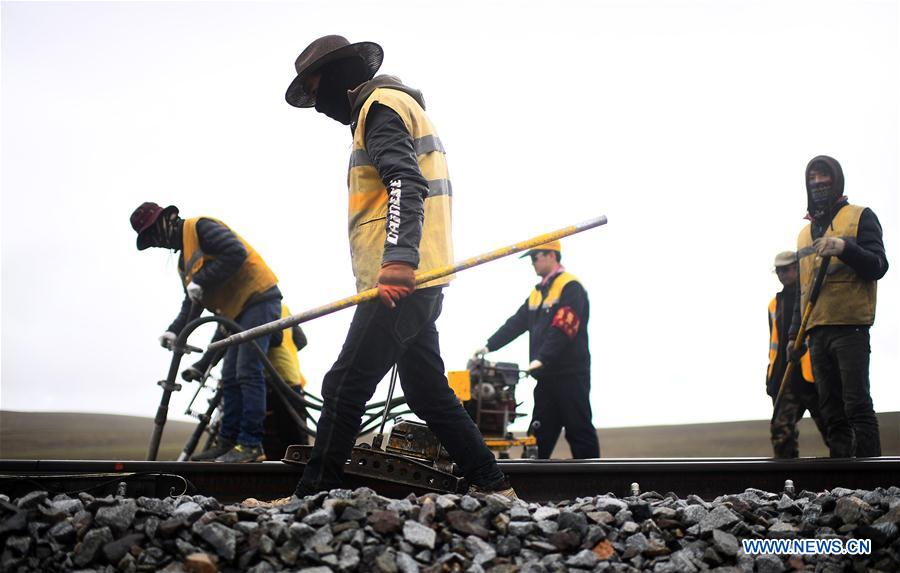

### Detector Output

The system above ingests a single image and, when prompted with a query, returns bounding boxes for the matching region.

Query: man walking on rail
[283,35,514,498]
[789,155,889,458]
[131,202,282,463]
[766,250,828,458]
[474,240,600,459]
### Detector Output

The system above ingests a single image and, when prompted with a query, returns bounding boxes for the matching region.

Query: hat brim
[285,41,383,108]
[518,249,559,259]
[136,205,178,251]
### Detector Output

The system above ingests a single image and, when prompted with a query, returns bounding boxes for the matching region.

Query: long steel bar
[208,216,609,352]
[2,457,897,503]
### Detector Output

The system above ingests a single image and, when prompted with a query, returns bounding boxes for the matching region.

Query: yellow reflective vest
[347,87,454,293]
[267,304,306,388]
[767,296,813,384]
[797,204,877,329]
[179,217,278,320]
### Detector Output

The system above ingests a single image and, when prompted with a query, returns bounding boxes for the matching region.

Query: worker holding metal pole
[130,202,282,463]
[766,250,828,458]
[786,156,889,458]
[282,35,519,499]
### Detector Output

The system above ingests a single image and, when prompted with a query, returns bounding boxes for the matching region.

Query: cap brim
[285,41,384,108]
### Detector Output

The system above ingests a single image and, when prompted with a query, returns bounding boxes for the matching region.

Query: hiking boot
[242,495,298,508]
[467,477,519,500]
[215,443,266,463]
[190,437,235,462]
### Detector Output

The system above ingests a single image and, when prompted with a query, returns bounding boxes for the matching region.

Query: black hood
[805,155,846,222]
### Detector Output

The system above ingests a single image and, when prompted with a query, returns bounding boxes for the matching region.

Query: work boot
[467,477,519,500]
[190,437,235,462]
[216,443,266,463]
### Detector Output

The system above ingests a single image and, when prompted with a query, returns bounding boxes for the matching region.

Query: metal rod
[208,215,609,352]
[372,364,399,450]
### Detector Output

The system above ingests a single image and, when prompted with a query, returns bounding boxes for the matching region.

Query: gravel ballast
[1,483,899,572]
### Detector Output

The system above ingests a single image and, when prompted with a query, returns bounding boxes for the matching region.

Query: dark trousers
[809,325,881,458]
[263,385,309,461]
[532,371,600,459]
[297,288,505,493]
[219,297,281,447]
[770,377,828,458]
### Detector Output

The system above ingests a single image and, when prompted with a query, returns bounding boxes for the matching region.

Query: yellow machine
[448,358,537,459]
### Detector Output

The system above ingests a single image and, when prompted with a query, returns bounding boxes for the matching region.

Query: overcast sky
[2,1,898,445]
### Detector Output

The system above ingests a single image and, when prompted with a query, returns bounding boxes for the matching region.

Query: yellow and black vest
[528,272,580,311]
[797,204,877,329]
[348,88,454,293]
[179,217,278,320]
[267,304,306,388]
[767,297,813,383]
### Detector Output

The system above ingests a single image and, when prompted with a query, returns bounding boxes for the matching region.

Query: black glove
[787,338,807,365]
[181,358,211,382]
[292,325,308,351]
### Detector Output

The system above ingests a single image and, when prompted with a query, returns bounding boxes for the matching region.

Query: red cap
[130,202,178,250]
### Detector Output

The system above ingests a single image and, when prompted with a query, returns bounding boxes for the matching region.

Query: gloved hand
[158,331,177,350]
[527,359,544,373]
[472,346,489,360]
[181,365,204,382]
[813,236,845,256]
[186,281,204,303]
[376,262,416,309]
[786,338,807,364]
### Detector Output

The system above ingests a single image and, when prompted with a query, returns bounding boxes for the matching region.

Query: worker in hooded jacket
[283,35,514,498]
[131,202,281,463]
[475,240,601,460]
[788,155,889,458]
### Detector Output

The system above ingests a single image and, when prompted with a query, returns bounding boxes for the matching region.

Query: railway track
[1,457,897,503]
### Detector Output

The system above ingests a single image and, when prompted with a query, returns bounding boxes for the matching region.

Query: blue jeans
[297,288,505,493]
[219,297,282,447]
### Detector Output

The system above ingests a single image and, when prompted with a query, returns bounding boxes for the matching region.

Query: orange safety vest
[767,296,814,384]
[267,304,306,388]
[179,217,278,320]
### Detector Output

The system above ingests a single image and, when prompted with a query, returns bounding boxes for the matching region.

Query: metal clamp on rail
[283,445,462,494]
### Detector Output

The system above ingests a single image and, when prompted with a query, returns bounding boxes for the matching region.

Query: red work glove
[376,262,416,309]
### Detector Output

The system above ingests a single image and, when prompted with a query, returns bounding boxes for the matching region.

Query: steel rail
[1,458,897,503]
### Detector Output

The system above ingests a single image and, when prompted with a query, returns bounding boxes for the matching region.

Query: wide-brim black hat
[285,35,383,108]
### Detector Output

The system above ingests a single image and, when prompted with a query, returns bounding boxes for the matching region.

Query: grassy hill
[1,410,897,460]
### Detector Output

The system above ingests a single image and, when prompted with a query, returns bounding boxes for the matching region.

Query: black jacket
[486,272,591,378]
[789,206,889,338]
[167,218,281,334]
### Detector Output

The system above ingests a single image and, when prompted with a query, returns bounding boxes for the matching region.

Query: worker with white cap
[767,250,828,458]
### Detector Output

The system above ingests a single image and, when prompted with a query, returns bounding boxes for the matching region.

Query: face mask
[315,77,352,124]
[313,58,371,125]
[808,181,834,221]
